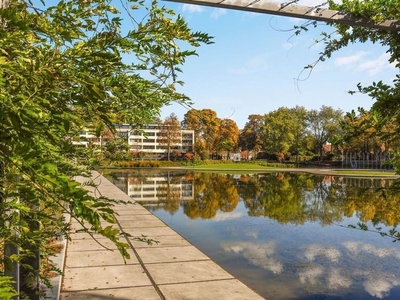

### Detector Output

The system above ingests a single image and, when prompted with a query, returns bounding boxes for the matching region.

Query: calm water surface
[110,170,400,300]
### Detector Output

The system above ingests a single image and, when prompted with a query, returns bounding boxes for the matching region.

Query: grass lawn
[182,164,399,177]
[189,163,279,170]
[100,161,399,177]
[333,170,397,176]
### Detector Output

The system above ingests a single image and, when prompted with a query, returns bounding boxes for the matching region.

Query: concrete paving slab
[67,232,113,240]
[66,235,120,251]
[62,265,150,291]
[65,249,138,267]
[118,225,179,237]
[69,218,118,229]
[69,222,119,232]
[113,204,151,212]
[118,219,166,228]
[60,286,162,300]
[135,245,209,264]
[115,213,165,221]
[146,260,234,284]
[159,279,265,300]
[129,234,191,248]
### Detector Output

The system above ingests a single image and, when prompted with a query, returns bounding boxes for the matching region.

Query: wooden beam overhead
[166,0,400,32]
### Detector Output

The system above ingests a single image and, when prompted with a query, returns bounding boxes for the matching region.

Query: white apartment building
[115,124,194,154]
[76,124,194,155]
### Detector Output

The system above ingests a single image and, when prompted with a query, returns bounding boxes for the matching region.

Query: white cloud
[364,277,400,299]
[182,4,203,13]
[358,52,393,76]
[212,211,243,221]
[299,267,352,291]
[298,266,324,285]
[334,52,394,76]
[343,241,400,259]
[327,268,352,290]
[342,241,400,297]
[244,230,258,239]
[229,54,269,75]
[304,244,341,262]
[335,51,368,66]
[222,241,283,274]
[283,42,294,51]
[211,8,226,19]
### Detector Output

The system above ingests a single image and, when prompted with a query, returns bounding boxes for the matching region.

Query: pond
[109,170,400,300]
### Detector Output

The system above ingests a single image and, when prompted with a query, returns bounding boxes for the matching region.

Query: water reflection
[109,171,400,299]
[221,241,283,275]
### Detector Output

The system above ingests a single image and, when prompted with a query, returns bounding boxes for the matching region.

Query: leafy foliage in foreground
[0,0,211,298]
[305,0,400,242]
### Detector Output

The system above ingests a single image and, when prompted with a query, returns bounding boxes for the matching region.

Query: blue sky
[144,1,398,128]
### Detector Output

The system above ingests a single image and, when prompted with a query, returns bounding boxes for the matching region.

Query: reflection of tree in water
[238,173,400,227]
[302,175,348,225]
[156,172,183,213]
[113,171,400,227]
[240,173,310,225]
[182,173,239,219]
[339,178,400,226]
[156,184,181,214]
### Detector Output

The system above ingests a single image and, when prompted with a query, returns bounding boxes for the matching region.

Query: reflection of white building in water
[127,175,194,202]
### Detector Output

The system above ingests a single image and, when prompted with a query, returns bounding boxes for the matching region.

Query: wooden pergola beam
[166,0,400,32]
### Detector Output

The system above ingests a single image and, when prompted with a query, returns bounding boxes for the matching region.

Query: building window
[131,130,142,136]
[130,138,142,143]
[115,124,130,130]
[143,145,155,150]
[143,187,155,191]
[142,194,155,198]
[143,139,155,143]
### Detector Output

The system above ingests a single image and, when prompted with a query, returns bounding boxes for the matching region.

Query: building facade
[77,124,194,155]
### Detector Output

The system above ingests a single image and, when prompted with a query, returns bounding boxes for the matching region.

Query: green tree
[182,109,220,159]
[262,107,303,157]
[238,114,264,160]
[217,118,239,158]
[288,106,307,160]
[339,109,384,153]
[0,0,211,297]
[157,113,181,161]
[305,106,343,160]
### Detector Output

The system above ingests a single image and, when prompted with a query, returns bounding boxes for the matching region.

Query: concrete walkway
[59,172,264,300]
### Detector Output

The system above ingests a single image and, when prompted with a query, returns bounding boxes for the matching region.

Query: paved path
[59,171,264,300]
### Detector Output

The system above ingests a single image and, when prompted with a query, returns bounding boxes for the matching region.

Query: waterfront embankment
[59,171,264,300]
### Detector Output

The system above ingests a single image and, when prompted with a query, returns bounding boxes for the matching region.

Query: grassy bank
[98,159,398,177]
[332,170,397,176]
[185,163,283,170]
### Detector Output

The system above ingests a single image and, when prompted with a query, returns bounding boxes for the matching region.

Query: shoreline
[98,166,399,179]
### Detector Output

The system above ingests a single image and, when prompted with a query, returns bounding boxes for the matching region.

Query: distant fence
[342,152,392,169]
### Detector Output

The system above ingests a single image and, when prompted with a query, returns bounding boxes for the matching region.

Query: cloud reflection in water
[303,244,341,263]
[222,239,400,298]
[221,241,283,274]
[364,277,400,299]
